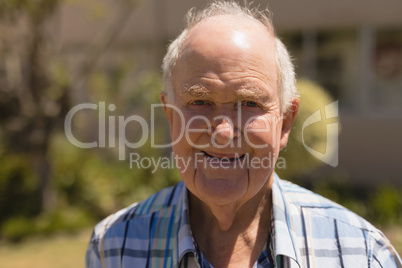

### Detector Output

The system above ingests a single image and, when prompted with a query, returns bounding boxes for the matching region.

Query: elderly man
[86,2,402,267]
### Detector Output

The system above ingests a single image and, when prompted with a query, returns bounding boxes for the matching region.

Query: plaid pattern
[86,174,402,268]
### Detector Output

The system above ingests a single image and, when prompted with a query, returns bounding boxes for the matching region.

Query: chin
[193,172,249,206]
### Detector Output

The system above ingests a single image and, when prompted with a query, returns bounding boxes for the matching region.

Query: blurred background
[0,0,401,267]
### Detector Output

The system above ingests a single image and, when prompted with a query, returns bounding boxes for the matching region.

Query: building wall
[56,0,402,45]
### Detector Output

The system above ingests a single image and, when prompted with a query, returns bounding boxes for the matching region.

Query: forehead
[186,14,272,41]
[181,15,274,59]
[172,15,277,98]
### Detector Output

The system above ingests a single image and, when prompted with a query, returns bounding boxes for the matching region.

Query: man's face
[161,15,297,208]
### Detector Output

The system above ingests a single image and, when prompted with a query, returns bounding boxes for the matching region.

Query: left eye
[192,100,206,105]
[243,101,258,107]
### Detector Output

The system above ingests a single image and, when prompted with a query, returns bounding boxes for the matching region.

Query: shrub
[0,153,40,225]
[277,78,337,179]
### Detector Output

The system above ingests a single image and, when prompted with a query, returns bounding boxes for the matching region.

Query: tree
[0,0,136,212]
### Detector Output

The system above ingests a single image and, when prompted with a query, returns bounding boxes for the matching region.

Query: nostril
[233,127,240,138]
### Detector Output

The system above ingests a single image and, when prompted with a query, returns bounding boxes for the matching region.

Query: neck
[189,180,272,267]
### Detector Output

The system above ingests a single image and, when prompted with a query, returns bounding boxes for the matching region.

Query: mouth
[201,151,247,162]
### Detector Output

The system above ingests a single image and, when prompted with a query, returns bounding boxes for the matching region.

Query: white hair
[162,1,298,113]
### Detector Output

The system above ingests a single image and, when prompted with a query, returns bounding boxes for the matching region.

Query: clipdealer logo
[64,101,339,167]
[302,101,339,167]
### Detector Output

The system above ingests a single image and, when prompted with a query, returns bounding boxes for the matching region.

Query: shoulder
[277,178,402,267]
[86,182,186,267]
[91,182,184,242]
[278,178,374,230]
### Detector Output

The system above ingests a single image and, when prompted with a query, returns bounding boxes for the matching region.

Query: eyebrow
[236,87,270,102]
[182,84,271,103]
[182,84,210,98]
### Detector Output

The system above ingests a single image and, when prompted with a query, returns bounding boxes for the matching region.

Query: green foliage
[0,153,40,223]
[48,70,180,218]
[1,217,33,242]
[0,69,182,241]
[310,179,402,226]
[370,186,402,225]
[50,135,144,217]
[277,79,336,179]
[1,207,93,242]
[1,128,181,241]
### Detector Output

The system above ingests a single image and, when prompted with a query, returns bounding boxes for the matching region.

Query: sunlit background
[0,0,401,267]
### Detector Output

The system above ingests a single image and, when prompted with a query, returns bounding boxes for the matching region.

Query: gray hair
[162,1,298,112]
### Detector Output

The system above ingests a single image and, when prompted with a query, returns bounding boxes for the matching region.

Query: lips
[202,151,247,162]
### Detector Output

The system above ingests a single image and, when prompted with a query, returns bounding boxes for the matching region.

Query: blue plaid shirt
[86,174,402,267]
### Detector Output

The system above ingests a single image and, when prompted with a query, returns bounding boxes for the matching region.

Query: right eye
[242,101,258,107]
[191,100,206,105]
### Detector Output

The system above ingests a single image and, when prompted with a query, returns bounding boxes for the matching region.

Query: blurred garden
[0,0,401,266]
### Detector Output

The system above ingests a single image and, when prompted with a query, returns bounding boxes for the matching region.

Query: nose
[208,116,240,146]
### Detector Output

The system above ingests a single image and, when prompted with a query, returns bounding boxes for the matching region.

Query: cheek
[243,115,282,150]
[171,121,196,179]
[182,112,212,145]
[170,112,208,169]
[170,112,183,139]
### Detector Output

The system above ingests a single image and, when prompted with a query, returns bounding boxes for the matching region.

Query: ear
[279,98,299,150]
[159,92,174,128]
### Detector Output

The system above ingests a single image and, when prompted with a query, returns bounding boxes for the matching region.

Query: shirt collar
[271,173,302,267]
[174,174,303,268]
[175,182,197,266]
